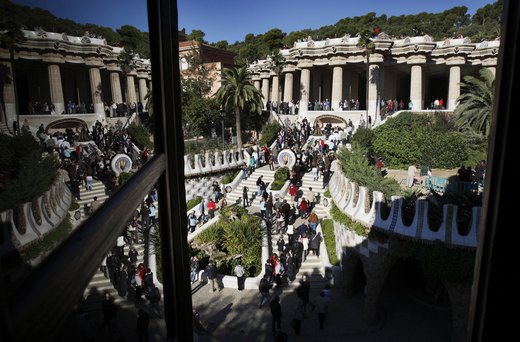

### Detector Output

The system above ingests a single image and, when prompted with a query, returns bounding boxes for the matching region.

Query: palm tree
[357,29,376,127]
[214,66,263,149]
[454,68,494,136]
[0,19,25,129]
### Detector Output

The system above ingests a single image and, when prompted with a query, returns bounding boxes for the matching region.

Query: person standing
[242,186,250,207]
[234,261,245,291]
[188,211,197,233]
[407,164,418,187]
[136,308,150,342]
[206,260,218,292]
[270,295,283,333]
[12,121,18,135]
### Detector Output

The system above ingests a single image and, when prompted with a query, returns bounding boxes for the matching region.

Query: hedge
[187,196,202,211]
[127,123,153,150]
[372,112,469,169]
[321,219,339,265]
[258,122,281,147]
[20,213,73,261]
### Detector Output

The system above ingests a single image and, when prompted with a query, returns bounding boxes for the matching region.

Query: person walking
[234,261,245,291]
[136,308,150,342]
[206,260,218,292]
[270,295,283,333]
[258,275,271,307]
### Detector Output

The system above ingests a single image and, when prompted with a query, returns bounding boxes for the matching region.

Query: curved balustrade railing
[0,174,72,251]
[184,148,248,177]
[328,160,479,248]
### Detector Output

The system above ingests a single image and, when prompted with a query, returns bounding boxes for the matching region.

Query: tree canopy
[207,1,502,65]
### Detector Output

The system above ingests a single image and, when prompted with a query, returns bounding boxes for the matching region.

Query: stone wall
[328,160,480,248]
[0,174,72,251]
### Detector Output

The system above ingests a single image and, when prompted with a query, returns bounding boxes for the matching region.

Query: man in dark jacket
[206,260,218,292]
[259,275,271,307]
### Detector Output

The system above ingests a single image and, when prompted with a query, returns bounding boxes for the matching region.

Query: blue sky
[13,0,497,43]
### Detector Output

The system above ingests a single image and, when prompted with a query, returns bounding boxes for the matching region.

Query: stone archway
[314,114,348,128]
[45,118,88,133]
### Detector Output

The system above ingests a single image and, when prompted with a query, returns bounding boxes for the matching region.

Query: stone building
[249,32,499,123]
[0,28,152,130]
[178,40,236,96]
[0,28,235,132]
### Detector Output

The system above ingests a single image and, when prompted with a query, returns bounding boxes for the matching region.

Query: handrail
[8,154,166,340]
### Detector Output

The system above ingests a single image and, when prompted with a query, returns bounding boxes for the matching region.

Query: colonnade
[255,63,470,115]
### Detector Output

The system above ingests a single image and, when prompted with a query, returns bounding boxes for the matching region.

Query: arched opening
[380,257,451,338]
[45,118,88,133]
[314,115,348,128]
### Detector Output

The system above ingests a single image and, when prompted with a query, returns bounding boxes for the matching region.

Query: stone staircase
[0,121,13,136]
[225,166,276,214]
[76,178,110,218]
[105,117,125,128]
[81,243,147,312]
[298,172,330,220]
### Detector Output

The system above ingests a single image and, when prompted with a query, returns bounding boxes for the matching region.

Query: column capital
[446,57,466,65]
[406,55,427,64]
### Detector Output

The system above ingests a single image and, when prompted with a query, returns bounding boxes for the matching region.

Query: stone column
[1,62,16,123]
[48,64,64,115]
[261,78,269,109]
[253,80,261,91]
[410,65,423,110]
[368,64,380,117]
[139,78,148,107]
[350,70,359,101]
[88,67,104,114]
[127,75,137,104]
[271,75,280,104]
[299,68,310,114]
[448,66,461,110]
[283,72,293,104]
[110,72,123,104]
[331,66,343,111]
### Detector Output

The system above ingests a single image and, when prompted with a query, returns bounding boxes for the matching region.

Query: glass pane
[0,0,161,340]
[0,0,503,340]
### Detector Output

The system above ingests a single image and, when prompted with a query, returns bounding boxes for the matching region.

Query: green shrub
[351,127,375,153]
[321,219,338,265]
[0,133,59,212]
[194,208,262,276]
[20,213,72,261]
[187,196,202,211]
[127,123,153,149]
[270,179,286,191]
[119,172,134,185]
[337,146,400,201]
[323,189,331,198]
[70,202,80,211]
[274,167,290,182]
[258,122,281,147]
[331,203,369,236]
[391,237,476,284]
[221,170,240,184]
[372,112,469,168]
